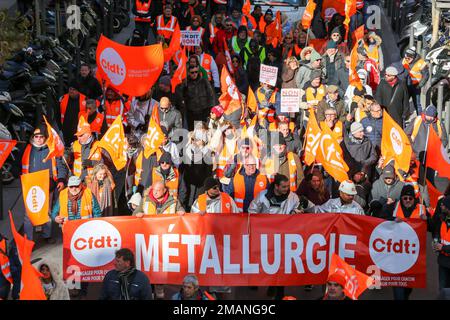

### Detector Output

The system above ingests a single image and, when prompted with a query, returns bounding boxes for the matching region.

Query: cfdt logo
[99,48,126,86]
[70,220,122,267]
[26,186,46,213]
[369,221,419,274]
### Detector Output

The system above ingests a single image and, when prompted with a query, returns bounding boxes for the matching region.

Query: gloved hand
[82,159,93,168]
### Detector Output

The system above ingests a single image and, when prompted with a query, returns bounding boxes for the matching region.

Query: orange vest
[60,93,86,124]
[197,192,233,213]
[216,140,238,178]
[364,44,380,65]
[156,15,178,39]
[402,58,427,85]
[265,152,298,191]
[440,222,450,256]
[256,88,278,130]
[103,99,129,126]
[287,45,302,58]
[21,144,58,180]
[143,197,177,215]
[59,188,93,219]
[151,167,179,199]
[72,140,102,177]
[134,0,152,22]
[305,85,326,106]
[78,111,105,135]
[209,23,218,44]
[320,121,343,142]
[0,239,13,284]
[200,53,213,81]
[233,171,267,210]
[185,26,205,38]
[411,116,443,142]
[259,19,266,33]
[393,202,426,219]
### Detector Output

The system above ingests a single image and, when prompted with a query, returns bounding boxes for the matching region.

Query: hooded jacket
[370,178,405,205]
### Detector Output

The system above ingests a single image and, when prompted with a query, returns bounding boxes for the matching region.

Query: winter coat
[341,134,378,174]
[295,63,316,91]
[316,98,347,122]
[175,76,216,116]
[336,66,349,97]
[76,75,102,99]
[322,52,345,85]
[127,98,159,130]
[235,67,249,95]
[310,197,365,215]
[370,178,405,205]
[36,258,70,300]
[158,105,183,138]
[284,133,302,155]
[281,64,299,89]
[248,188,300,214]
[360,114,383,148]
[99,269,152,300]
[374,79,410,128]
[133,187,185,215]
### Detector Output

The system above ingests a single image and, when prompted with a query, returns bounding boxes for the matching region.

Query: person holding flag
[21,125,68,243]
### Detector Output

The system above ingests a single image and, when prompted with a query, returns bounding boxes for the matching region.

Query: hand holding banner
[21,170,50,226]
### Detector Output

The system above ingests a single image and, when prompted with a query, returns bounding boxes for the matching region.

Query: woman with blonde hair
[86,163,116,216]
[282,55,300,89]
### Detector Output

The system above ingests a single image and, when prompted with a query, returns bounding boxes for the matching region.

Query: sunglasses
[402,196,414,201]
[190,71,199,74]
[226,24,232,27]
[69,185,80,189]
[34,135,45,138]
[210,186,219,190]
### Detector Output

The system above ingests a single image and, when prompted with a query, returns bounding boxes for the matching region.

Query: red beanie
[211,105,224,118]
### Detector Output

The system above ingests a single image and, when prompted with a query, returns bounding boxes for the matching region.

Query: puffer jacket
[36,258,70,300]
[248,187,300,214]
[341,134,378,173]
[99,268,152,300]
[360,114,383,148]
[175,76,216,115]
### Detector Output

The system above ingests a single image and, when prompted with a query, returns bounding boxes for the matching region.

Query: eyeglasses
[345,60,351,63]
[402,196,414,201]
[332,34,340,37]
[190,71,199,74]
[161,161,170,165]
[226,24,232,27]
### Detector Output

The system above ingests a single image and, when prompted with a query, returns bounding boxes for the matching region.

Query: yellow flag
[21,169,50,226]
[97,115,128,170]
[143,114,165,158]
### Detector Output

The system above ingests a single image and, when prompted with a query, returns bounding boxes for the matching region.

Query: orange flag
[316,128,349,182]
[343,0,357,40]
[425,125,450,179]
[21,169,50,226]
[322,0,346,18]
[304,109,322,166]
[0,139,17,168]
[349,44,363,90]
[247,87,258,113]
[381,111,412,175]
[163,23,181,62]
[302,0,317,29]
[242,0,251,16]
[171,48,187,93]
[328,253,374,300]
[97,115,128,170]
[223,38,234,74]
[9,211,46,300]
[352,24,365,45]
[218,66,243,117]
[43,116,65,162]
[96,35,164,97]
[143,112,165,158]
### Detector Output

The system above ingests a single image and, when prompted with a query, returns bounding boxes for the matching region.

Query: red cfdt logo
[101,60,125,77]
[99,47,126,86]
[73,236,120,250]
[372,238,417,255]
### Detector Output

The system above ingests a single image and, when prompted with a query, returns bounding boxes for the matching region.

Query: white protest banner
[181,30,201,47]
[259,64,278,87]
[281,88,301,113]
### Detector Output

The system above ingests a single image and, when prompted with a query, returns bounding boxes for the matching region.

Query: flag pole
[420,125,430,191]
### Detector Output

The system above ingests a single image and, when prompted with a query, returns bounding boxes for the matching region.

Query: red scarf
[387,77,398,87]
[148,187,169,206]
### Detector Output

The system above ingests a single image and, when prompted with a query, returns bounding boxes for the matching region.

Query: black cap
[203,177,219,191]
[68,79,80,91]
[158,152,173,165]
[401,184,415,198]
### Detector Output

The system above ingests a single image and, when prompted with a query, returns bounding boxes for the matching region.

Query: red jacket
[213,28,236,55]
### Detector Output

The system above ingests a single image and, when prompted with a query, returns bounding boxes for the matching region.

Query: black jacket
[77,75,103,99]
[374,79,410,127]
[341,134,378,174]
[432,198,450,268]
[175,76,216,115]
[99,269,152,300]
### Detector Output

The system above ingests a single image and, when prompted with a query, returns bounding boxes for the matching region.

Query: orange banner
[426,125,450,179]
[0,139,16,168]
[96,35,164,97]
[21,170,50,226]
[62,214,426,288]
[143,112,165,158]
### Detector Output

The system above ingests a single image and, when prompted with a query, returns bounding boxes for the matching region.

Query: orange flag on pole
[327,253,374,300]
[0,139,17,168]
[302,0,317,29]
[9,211,46,300]
[425,125,450,179]
[247,87,258,113]
[171,48,187,93]
[349,44,363,90]
[163,23,181,62]
[316,130,349,182]
[20,169,50,226]
[96,35,164,97]
[352,24,365,45]
[43,116,65,162]
[218,66,243,117]
[304,109,322,166]
[223,38,234,74]
[343,0,357,40]
[381,110,412,175]
[242,0,251,16]
[143,113,165,158]
[97,115,128,170]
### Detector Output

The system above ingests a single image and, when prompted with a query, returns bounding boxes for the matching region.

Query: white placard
[281,88,301,113]
[181,30,202,47]
[259,64,278,87]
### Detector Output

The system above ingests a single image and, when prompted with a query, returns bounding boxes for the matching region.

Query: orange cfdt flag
[304,109,322,166]
[43,116,65,161]
[163,23,181,62]
[349,44,363,90]
[316,128,349,182]
[171,48,187,93]
[247,87,258,113]
[327,253,374,300]
[302,0,317,29]
[97,115,128,170]
[425,125,450,179]
[96,35,164,97]
[0,139,17,168]
[381,111,412,175]
[218,66,242,116]
[20,169,50,226]
[143,114,165,158]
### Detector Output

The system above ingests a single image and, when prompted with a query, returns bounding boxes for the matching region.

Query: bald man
[133,181,185,216]
[157,97,183,139]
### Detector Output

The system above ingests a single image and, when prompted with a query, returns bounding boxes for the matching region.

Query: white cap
[339,180,357,195]
[128,193,142,207]
[67,176,82,187]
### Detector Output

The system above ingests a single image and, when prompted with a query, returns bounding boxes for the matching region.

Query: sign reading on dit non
[181,31,201,47]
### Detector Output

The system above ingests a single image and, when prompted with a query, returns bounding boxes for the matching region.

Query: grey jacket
[310,197,365,215]
[370,178,405,205]
[248,189,300,214]
[295,63,324,91]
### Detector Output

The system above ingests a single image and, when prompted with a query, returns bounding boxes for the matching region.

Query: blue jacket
[25,144,68,183]
[361,115,383,148]
[99,269,152,300]
[51,191,102,220]
[225,168,265,213]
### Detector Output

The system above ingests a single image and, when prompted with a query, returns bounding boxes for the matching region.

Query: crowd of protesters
[1,0,450,301]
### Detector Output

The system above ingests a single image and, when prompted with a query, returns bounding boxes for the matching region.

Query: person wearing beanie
[125,28,149,46]
[152,75,174,102]
[402,46,429,115]
[190,177,239,214]
[59,79,87,146]
[405,104,448,161]
[362,31,384,71]
[356,45,380,92]
[341,120,377,179]
[374,64,410,127]
[231,25,251,56]
[264,132,304,192]
[370,163,405,210]
[323,39,345,85]
[207,104,226,132]
[432,195,450,290]
[301,69,326,110]
[319,26,349,55]
[295,49,324,91]
[21,125,68,244]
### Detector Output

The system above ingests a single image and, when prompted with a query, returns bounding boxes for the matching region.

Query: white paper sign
[181,30,202,47]
[259,64,278,87]
[281,89,301,113]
